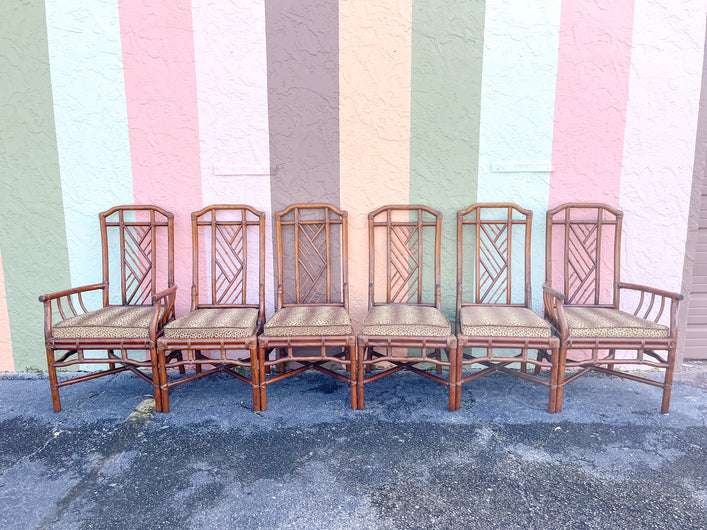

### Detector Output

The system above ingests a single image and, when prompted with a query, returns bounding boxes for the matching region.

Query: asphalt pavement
[0,363,705,529]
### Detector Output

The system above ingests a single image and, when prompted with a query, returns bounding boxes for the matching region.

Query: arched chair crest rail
[542,203,683,413]
[456,203,560,412]
[39,205,176,412]
[156,205,266,412]
[357,205,457,410]
[257,203,356,410]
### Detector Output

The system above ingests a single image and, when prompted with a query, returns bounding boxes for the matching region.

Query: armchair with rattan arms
[356,205,457,410]
[257,204,356,410]
[455,203,560,412]
[39,205,176,412]
[156,205,266,412]
[543,203,682,413]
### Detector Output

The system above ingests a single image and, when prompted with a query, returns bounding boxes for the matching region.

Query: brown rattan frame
[357,205,457,410]
[455,203,560,412]
[156,205,266,412]
[257,204,356,410]
[39,205,176,412]
[543,203,683,413]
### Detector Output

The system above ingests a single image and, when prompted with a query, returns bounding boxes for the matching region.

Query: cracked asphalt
[0,363,705,529]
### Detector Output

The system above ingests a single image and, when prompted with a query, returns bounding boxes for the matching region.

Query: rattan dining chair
[257,204,356,410]
[542,203,682,413]
[356,205,456,410]
[455,203,560,412]
[39,205,176,412]
[156,205,265,411]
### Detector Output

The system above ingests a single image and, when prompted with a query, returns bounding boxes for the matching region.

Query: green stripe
[0,2,70,370]
[410,0,486,319]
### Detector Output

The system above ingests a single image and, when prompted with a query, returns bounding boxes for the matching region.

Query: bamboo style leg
[258,344,268,411]
[356,343,365,409]
[149,346,163,413]
[249,345,261,412]
[46,346,62,412]
[554,345,568,413]
[661,346,676,414]
[158,346,170,413]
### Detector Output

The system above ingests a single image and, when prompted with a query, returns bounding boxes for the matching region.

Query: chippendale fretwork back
[368,205,441,309]
[457,203,532,309]
[545,203,622,306]
[275,204,348,309]
[100,205,174,306]
[192,205,265,314]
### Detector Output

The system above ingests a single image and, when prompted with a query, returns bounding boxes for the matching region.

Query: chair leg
[194,349,201,374]
[108,349,116,372]
[448,346,457,412]
[46,346,61,412]
[149,346,162,413]
[534,349,544,375]
[349,340,358,410]
[436,348,443,375]
[554,345,567,413]
[258,344,268,411]
[661,346,677,414]
[548,346,559,413]
[157,346,170,413]
[455,344,464,411]
[249,345,261,412]
[356,343,365,409]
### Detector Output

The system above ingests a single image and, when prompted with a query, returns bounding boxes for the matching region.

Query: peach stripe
[339,1,412,328]
[119,0,203,316]
[550,0,634,206]
[0,249,14,372]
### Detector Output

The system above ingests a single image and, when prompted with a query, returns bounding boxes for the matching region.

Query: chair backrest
[191,205,266,318]
[368,205,442,310]
[99,205,174,306]
[545,203,623,307]
[457,203,532,311]
[275,203,349,310]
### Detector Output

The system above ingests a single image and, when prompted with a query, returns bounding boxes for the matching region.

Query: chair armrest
[542,283,567,338]
[150,285,178,337]
[39,283,107,339]
[617,282,683,301]
[38,282,107,303]
[617,282,682,332]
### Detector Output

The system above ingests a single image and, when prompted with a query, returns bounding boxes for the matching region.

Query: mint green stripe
[410,0,486,319]
[0,2,70,370]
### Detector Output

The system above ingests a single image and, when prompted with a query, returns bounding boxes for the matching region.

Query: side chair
[455,203,559,412]
[357,205,457,410]
[542,203,683,413]
[39,205,176,412]
[257,204,356,409]
[156,205,265,411]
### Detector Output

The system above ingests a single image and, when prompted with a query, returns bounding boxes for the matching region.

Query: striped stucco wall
[0,0,704,370]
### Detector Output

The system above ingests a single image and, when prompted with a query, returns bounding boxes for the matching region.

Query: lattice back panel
[458,205,531,306]
[547,205,621,306]
[194,207,264,307]
[370,206,440,306]
[102,207,173,306]
[277,205,344,306]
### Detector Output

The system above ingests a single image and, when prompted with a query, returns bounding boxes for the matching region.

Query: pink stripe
[0,249,14,372]
[550,0,634,207]
[119,1,202,315]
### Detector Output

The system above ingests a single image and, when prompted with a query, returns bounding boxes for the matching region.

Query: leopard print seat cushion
[163,308,259,339]
[459,306,552,338]
[361,304,451,337]
[564,307,669,338]
[53,306,158,339]
[263,306,352,337]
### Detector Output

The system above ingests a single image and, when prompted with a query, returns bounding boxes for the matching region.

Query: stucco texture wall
[0,0,705,371]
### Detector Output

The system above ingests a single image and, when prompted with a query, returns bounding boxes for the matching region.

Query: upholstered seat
[163,308,259,339]
[362,305,451,337]
[53,306,158,340]
[459,306,552,338]
[564,307,668,338]
[263,306,352,337]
